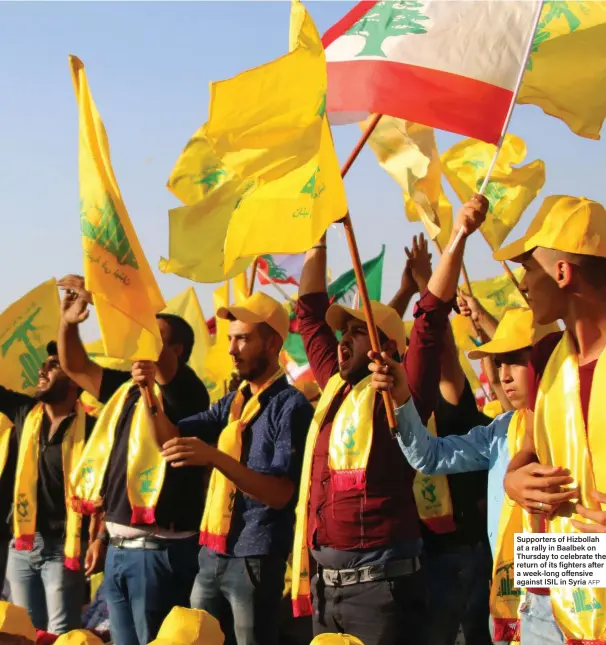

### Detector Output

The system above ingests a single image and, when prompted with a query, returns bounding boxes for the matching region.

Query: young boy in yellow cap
[369,307,557,644]
[494,196,606,645]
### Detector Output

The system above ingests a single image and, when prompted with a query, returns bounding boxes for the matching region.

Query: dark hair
[156,314,195,364]
[46,341,58,357]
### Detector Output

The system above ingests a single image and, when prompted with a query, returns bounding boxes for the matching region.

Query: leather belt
[109,536,168,550]
[321,557,421,587]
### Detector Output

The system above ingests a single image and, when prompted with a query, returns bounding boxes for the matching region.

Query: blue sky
[1,1,604,340]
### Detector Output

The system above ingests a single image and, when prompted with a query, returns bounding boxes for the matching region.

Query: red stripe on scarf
[131,506,156,525]
[331,469,366,492]
[292,596,313,618]
[14,534,34,551]
[199,531,228,554]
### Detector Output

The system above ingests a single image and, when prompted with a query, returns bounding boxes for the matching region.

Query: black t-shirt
[98,364,210,531]
[0,385,95,538]
[421,380,490,553]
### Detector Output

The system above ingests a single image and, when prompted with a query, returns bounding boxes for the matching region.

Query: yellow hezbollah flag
[85,338,132,371]
[210,0,347,271]
[163,287,212,385]
[70,55,165,361]
[470,269,527,320]
[518,1,606,140]
[161,134,253,283]
[441,135,546,250]
[363,116,452,250]
[204,282,234,403]
[0,279,60,395]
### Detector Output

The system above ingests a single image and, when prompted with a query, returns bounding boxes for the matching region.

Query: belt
[321,557,421,587]
[109,536,169,551]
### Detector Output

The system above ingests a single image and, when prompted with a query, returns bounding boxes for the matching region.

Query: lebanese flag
[322,0,542,143]
[257,254,304,286]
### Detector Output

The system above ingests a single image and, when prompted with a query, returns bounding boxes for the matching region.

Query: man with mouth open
[289,196,488,645]
[0,341,97,635]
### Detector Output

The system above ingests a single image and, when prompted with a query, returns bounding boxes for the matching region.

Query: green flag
[284,246,385,366]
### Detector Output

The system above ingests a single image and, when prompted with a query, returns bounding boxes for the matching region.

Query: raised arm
[405,197,488,424]
[57,275,103,400]
[457,291,498,340]
[296,236,339,389]
[370,354,492,474]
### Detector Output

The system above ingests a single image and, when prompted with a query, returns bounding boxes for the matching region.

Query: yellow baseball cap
[0,602,36,642]
[311,635,365,645]
[54,630,104,645]
[468,308,559,360]
[148,607,224,645]
[326,301,407,355]
[494,195,606,261]
[216,292,289,341]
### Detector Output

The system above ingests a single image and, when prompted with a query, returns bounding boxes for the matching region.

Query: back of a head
[310,635,365,645]
[157,313,195,364]
[54,629,104,645]
[0,602,36,645]
[148,607,225,645]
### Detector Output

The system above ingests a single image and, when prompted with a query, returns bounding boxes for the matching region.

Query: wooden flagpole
[337,114,400,433]
[248,257,260,297]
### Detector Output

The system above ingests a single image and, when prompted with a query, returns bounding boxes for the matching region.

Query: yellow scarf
[412,414,456,534]
[14,403,86,571]
[489,409,530,644]
[199,369,284,553]
[291,373,376,617]
[535,331,606,644]
[71,381,165,525]
[0,415,12,478]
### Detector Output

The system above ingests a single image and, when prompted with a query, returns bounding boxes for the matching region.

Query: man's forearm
[389,286,417,319]
[476,310,499,339]
[59,321,89,375]
[210,448,294,510]
[427,231,466,303]
[58,320,102,398]
[89,513,105,541]
[299,245,327,296]
[145,389,180,448]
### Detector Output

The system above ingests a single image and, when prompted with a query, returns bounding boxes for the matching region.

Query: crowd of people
[0,191,604,645]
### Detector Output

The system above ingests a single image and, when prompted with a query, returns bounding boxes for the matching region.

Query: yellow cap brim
[493,235,536,262]
[216,305,264,325]
[325,304,365,332]
[468,337,531,360]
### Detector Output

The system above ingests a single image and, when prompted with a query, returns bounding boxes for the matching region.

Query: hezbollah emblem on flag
[347,0,432,58]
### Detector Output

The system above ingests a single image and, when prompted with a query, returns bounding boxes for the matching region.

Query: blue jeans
[424,544,492,645]
[520,592,565,645]
[6,533,85,634]
[104,537,199,645]
[190,547,287,645]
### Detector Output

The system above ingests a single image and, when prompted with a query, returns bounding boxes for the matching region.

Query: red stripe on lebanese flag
[322,0,542,144]
[325,59,512,144]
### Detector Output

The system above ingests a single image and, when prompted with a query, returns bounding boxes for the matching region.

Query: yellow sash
[536,331,606,644]
[412,415,456,534]
[489,409,529,643]
[71,381,165,525]
[199,370,284,552]
[291,373,376,617]
[14,403,86,570]
[0,414,13,479]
